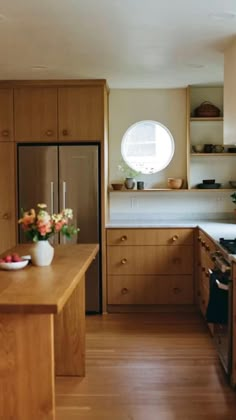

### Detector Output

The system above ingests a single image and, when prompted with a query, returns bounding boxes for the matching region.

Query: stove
[219,238,236,255]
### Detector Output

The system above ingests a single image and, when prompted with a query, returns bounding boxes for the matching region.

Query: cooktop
[219,238,236,254]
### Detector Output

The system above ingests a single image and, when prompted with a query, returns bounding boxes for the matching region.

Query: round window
[121,120,175,174]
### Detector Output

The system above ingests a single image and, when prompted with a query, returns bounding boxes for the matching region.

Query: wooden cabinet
[107,228,194,308]
[13,82,107,143]
[0,88,14,142]
[58,86,104,141]
[14,87,58,142]
[0,143,16,253]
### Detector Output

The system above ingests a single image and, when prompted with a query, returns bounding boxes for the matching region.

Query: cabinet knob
[121,235,127,242]
[173,257,181,264]
[62,129,69,136]
[121,258,127,265]
[121,287,129,295]
[201,241,206,247]
[2,212,10,220]
[198,236,202,242]
[172,235,179,242]
[1,130,9,137]
[46,130,53,136]
[173,287,181,294]
[205,244,210,251]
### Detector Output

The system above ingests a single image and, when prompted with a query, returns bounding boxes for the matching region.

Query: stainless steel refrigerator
[17,144,101,313]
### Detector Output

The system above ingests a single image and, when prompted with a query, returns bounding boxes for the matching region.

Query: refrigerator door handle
[62,181,67,244]
[50,182,54,214]
[62,181,67,209]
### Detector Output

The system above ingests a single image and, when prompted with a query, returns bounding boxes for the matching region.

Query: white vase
[30,240,54,266]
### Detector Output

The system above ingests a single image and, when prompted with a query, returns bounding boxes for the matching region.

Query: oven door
[206,269,232,375]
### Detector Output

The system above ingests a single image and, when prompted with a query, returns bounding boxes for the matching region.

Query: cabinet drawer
[107,228,194,246]
[107,245,193,275]
[108,275,194,305]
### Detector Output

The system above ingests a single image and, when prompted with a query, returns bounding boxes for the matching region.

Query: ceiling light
[209,12,236,20]
[32,66,48,70]
[0,14,8,22]
[186,64,206,69]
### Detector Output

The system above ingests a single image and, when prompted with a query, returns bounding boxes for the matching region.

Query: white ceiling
[1,0,236,88]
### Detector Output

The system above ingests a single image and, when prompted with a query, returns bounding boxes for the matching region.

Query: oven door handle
[215,279,229,291]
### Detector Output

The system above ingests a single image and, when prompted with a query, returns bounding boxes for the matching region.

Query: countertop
[0,243,99,314]
[106,219,236,260]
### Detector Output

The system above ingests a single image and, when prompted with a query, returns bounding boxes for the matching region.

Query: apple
[4,255,12,263]
[12,253,22,262]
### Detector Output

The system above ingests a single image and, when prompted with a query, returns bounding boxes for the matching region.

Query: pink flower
[36,220,52,236]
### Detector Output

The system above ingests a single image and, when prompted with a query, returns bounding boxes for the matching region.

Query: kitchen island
[0,243,99,420]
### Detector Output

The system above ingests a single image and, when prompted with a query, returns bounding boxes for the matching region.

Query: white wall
[109,88,187,188]
[108,89,235,221]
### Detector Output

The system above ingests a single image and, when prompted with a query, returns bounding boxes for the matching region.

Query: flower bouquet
[18,204,79,266]
[18,203,79,242]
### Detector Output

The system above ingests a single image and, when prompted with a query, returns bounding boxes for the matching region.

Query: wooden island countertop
[0,243,99,314]
[0,243,99,420]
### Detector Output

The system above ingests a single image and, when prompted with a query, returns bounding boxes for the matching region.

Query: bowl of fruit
[0,253,29,270]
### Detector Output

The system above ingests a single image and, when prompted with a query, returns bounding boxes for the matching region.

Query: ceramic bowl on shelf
[197,183,221,189]
[0,260,29,270]
[167,178,183,189]
[202,179,215,185]
[111,183,124,191]
[192,144,204,153]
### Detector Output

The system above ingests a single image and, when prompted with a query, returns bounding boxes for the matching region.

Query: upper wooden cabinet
[4,80,108,143]
[58,86,104,141]
[14,87,58,142]
[0,88,14,142]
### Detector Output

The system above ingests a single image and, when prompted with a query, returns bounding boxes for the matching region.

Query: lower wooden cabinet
[108,275,193,305]
[106,228,194,308]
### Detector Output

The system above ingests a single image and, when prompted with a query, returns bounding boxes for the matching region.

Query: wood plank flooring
[55,312,236,420]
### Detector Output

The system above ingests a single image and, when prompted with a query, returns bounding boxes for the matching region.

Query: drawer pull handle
[205,245,210,251]
[172,235,179,242]
[62,129,69,136]
[121,287,128,295]
[2,129,9,137]
[201,241,206,247]
[121,235,127,241]
[121,258,127,265]
[173,287,181,294]
[197,236,202,242]
[46,130,53,136]
[2,212,10,220]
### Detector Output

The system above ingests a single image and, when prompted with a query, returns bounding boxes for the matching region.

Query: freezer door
[18,145,58,243]
[59,145,101,312]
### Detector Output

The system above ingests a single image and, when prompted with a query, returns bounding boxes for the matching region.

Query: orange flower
[18,209,36,225]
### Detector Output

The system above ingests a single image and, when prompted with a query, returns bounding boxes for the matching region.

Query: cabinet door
[14,87,58,142]
[107,245,193,275]
[0,143,16,253]
[0,88,14,142]
[58,86,104,141]
[108,275,193,305]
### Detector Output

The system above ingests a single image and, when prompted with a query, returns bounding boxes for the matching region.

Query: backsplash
[109,191,235,221]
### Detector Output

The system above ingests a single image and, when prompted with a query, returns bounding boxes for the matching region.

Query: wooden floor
[55,312,236,420]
